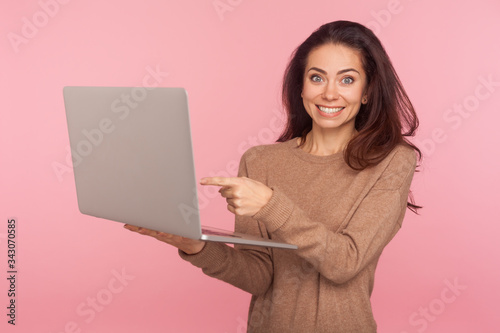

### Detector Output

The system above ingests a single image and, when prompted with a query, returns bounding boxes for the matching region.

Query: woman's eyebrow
[307,67,360,75]
[307,67,328,75]
[337,68,360,75]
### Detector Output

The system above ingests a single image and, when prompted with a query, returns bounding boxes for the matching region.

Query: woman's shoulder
[368,143,418,190]
[386,143,418,167]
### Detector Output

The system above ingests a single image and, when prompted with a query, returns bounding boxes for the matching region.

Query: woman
[125,20,421,332]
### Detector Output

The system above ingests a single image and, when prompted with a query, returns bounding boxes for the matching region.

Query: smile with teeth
[317,105,345,114]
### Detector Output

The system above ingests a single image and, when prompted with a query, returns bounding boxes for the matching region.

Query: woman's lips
[316,105,345,117]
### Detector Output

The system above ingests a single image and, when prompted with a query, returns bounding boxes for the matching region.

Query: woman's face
[302,43,367,134]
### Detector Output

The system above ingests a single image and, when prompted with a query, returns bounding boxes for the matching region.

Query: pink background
[2,0,500,332]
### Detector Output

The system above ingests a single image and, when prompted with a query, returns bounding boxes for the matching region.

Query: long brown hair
[277,20,422,213]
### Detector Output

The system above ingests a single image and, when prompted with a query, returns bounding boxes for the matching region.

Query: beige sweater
[180,138,417,332]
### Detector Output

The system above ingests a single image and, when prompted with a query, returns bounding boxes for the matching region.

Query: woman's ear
[361,86,369,104]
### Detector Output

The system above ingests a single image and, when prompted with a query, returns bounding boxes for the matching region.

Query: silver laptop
[63,86,297,250]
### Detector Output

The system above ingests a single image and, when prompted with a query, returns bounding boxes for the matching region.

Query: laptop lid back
[63,86,202,239]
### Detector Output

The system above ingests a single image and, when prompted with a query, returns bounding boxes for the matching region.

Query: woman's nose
[322,82,339,100]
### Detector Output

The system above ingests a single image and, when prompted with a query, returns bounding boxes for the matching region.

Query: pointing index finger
[200,177,237,186]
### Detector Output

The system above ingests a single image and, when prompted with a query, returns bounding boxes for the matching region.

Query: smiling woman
[125,20,421,332]
[279,20,421,210]
[300,43,368,153]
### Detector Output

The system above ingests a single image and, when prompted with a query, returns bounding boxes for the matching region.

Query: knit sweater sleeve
[253,146,417,284]
[178,153,274,296]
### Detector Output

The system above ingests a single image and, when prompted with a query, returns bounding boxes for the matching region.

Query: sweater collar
[286,138,344,164]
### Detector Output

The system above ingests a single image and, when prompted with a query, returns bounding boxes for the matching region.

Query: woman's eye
[341,77,354,84]
[310,75,323,83]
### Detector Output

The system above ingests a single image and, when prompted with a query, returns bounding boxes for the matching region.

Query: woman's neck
[298,127,357,156]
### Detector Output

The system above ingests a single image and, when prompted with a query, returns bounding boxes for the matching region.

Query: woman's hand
[200,176,273,217]
[124,224,206,255]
